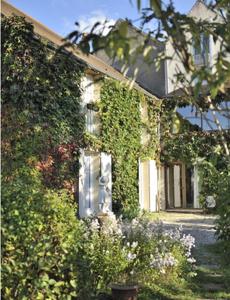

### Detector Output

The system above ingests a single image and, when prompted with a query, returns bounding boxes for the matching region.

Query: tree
[66,0,230,155]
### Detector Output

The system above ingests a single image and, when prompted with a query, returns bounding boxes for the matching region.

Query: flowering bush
[76,214,196,298]
[76,214,127,299]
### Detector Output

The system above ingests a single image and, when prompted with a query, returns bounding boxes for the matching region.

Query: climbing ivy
[2,15,85,191]
[140,96,161,161]
[99,79,160,218]
[100,80,142,217]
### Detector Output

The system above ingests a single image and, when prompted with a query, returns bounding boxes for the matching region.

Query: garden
[2,12,230,300]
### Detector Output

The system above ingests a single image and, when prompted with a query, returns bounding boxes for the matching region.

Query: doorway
[165,163,194,209]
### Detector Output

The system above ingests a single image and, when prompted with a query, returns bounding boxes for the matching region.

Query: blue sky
[8,0,196,37]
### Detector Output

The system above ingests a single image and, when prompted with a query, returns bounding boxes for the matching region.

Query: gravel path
[159,212,217,246]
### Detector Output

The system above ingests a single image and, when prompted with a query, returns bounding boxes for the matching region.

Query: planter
[110,284,138,300]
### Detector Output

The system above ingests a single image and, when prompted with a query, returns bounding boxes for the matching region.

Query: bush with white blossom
[76,213,196,298]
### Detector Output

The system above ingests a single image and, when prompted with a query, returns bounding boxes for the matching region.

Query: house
[2,0,162,218]
[3,0,226,217]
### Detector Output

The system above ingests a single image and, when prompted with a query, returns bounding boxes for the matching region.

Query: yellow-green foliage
[100,79,160,218]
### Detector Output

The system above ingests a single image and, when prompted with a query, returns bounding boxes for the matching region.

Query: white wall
[166,1,225,95]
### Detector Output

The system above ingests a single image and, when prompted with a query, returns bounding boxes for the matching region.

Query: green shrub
[215,167,230,259]
[197,157,230,257]
[2,166,84,299]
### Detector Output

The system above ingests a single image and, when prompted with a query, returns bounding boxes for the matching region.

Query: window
[86,103,100,135]
[193,33,210,66]
[81,75,101,136]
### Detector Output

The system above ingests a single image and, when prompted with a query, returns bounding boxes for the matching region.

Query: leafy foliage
[2,167,83,299]
[99,79,159,218]
[2,15,84,190]
[2,15,85,298]
[100,80,142,217]
[215,167,230,256]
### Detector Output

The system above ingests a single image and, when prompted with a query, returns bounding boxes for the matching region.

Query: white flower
[131,241,138,248]
[127,252,136,261]
[187,257,196,264]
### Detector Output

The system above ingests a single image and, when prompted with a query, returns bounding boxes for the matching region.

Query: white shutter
[79,150,84,217]
[149,160,158,212]
[79,150,112,217]
[138,159,144,210]
[81,75,95,133]
[84,155,91,210]
[79,150,93,218]
[139,160,158,212]
[166,167,170,207]
[100,152,112,211]
[81,75,94,105]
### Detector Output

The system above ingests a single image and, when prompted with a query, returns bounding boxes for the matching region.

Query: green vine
[2,15,86,299]
[140,97,161,161]
[99,79,160,218]
[2,15,85,191]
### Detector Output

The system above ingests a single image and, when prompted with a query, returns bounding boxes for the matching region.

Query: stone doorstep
[165,209,204,214]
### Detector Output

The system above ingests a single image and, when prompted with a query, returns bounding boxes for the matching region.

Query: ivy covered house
[3,0,228,220]
[2,0,163,219]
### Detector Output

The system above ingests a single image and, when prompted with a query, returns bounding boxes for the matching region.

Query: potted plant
[110,283,138,300]
[110,241,140,300]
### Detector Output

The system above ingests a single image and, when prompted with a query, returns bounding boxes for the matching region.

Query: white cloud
[77,10,116,36]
